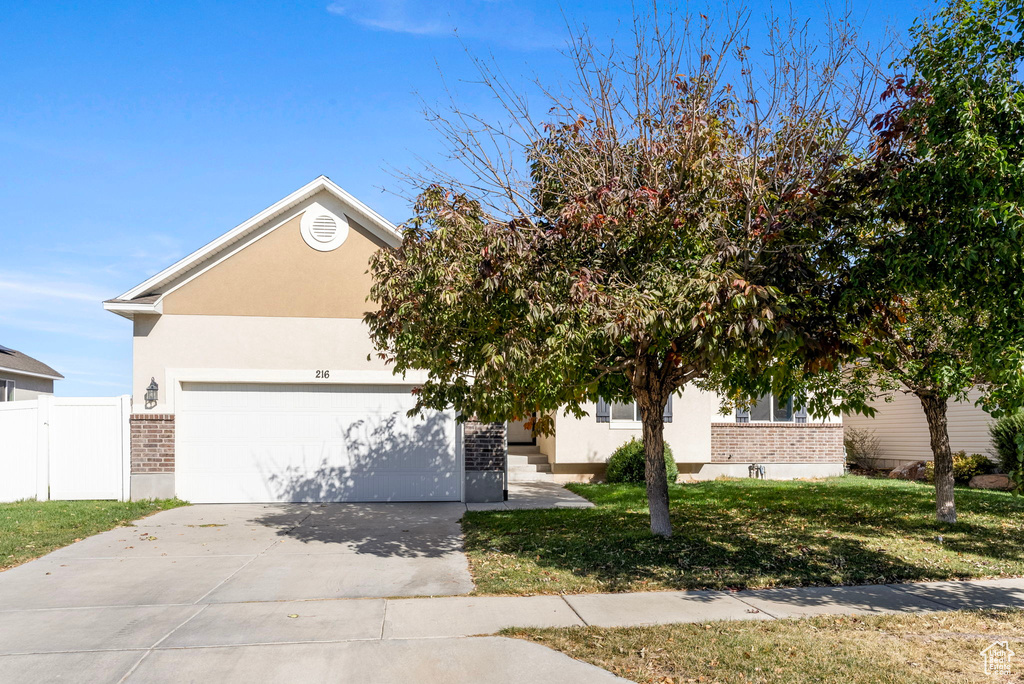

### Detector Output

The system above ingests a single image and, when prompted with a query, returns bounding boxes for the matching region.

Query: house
[843,390,995,469]
[105,176,844,504]
[512,392,844,483]
[0,345,63,401]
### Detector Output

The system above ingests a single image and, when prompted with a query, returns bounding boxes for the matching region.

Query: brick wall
[711,423,844,463]
[464,419,506,472]
[130,414,175,474]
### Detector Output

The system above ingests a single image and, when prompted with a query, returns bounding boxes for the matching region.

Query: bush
[991,410,1024,474]
[605,438,678,484]
[924,451,995,484]
[844,427,883,469]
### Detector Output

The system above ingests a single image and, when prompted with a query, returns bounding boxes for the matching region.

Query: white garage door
[176,383,459,503]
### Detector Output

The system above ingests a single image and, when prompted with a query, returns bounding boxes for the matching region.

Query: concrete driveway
[0,502,473,610]
[0,499,621,683]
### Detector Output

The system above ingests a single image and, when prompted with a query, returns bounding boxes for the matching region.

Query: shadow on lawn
[462,477,1024,592]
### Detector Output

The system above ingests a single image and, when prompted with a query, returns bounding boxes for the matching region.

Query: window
[0,380,14,402]
[737,394,803,423]
[610,401,640,422]
[596,396,673,424]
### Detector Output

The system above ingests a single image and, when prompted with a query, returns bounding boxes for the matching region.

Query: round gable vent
[310,215,337,242]
[300,204,350,251]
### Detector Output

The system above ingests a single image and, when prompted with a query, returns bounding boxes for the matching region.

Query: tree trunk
[919,393,956,524]
[638,398,673,538]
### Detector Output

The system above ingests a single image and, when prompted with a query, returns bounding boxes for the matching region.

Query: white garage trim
[163,368,434,413]
[175,381,462,504]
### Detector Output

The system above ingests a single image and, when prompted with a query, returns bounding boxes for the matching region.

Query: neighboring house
[0,345,63,401]
[843,389,995,469]
[105,176,843,504]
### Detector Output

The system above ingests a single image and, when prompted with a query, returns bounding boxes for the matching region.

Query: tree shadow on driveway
[248,411,467,560]
[253,501,468,559]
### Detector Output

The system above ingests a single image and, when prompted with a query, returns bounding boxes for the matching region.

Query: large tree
[851,0,1024,522]
[366,8,878,536]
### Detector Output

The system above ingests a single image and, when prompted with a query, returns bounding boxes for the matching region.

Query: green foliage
[924,451,994,484]
[604,438,678,485]
[838,0,1024,522]
[364,11,877,537]
[991,410,1024,484]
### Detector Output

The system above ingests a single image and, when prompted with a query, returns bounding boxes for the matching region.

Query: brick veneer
[710,422,844,463]
[464,419,506,472]
[130,414,175,474]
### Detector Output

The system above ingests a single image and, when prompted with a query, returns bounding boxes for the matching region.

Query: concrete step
[507,454,551,466]
[509,463,552,473]
[508,470,555,482]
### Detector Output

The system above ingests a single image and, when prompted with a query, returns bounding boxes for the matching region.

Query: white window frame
[0,379,14,402]
[609,400,642,429]
[739,393,795,423]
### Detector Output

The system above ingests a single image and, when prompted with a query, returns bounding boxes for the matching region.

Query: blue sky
[0,0,929,396]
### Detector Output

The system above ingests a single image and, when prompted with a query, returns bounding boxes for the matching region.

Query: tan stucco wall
[0,371,54,401]
[161,196,388,319]
[546,387,718,466]
[132,314,390,412]
[535,428,556,461]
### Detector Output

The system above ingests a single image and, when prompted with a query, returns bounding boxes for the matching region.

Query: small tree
[367,7,879,536]
[846,293,1020,521]
[851,0,1024,522]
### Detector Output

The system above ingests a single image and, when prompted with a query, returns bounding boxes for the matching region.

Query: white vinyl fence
[0,396,131,502]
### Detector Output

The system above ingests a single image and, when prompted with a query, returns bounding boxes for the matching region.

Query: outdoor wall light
[145,377,159,408]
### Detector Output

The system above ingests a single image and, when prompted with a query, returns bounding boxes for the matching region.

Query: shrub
[605,438,678,484]
[844,427,884,469]
[991,410,1024,474]
[924,451,995,484]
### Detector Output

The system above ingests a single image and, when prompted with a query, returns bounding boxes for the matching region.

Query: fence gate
[0,396,131,502]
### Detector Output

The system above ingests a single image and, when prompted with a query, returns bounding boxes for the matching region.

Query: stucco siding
[0,371,54,401]
[843,389,995,464]
[161,190,386,320]
[132,314,390,412]
[548,387,717,466]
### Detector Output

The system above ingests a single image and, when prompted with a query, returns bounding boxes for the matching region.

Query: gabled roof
[104,176,401,319]
[0,346,64,380]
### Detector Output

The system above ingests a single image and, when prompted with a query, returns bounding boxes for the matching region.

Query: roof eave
[102,298,163,320]
[0,366,64,381]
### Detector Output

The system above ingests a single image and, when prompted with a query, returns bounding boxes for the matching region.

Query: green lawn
[506,609,1024,684]
[462,476,1024,594]
[0,499,187,570]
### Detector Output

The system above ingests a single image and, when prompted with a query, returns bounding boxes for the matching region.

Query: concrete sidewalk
[373,576,1024,637]
[4,578,1023,678]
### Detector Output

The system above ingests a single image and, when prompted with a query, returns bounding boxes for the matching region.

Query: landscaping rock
[889,461,929,481]
[968,474,1014,491]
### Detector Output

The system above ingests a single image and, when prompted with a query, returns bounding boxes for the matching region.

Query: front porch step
[509,462,552,473]
[507,454,551,466]
[508,470,555,482]
[505,445,554,482]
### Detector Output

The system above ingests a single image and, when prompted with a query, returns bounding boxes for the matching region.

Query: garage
[175,382,460,503]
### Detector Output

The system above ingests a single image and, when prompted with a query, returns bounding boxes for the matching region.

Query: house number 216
[315,370,330,379]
